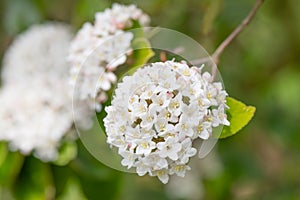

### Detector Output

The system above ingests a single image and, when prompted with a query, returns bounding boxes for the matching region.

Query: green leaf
[0,142,24,186]
[126,21,155,75]
[13,157,54,200]
[129,38,154,72]
[53,141,77,166]
[219,97,256,138]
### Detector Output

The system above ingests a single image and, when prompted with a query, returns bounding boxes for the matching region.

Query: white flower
[140,107,158,129]
[170,164,191,177]
[119,149,137,168]
[2,23,72,85]
[135,153,168,176]
[150,92,171,111]
[212,104,230,126]
[135,161,151,176]
[97,71,117,91]
[150,169,170,184]
[168,93,183,116]
[178,138,197,164]
[69,4,150,112]
[131,99,149,118]
[0,23,75,161]
[154,117,175,136]
[95,3,150,33]
[181,102,204,126]
[175,119,194,138]
[157,137,182,160]
[197,121,213,140]
[104,60,229,183]
[136,139,156,155]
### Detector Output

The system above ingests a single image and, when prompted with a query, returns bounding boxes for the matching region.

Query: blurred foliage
[1,0,300,199]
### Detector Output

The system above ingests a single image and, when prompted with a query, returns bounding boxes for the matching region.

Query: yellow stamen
[139,105,146,113]
[157,98,164,106]
[171,101,179,109]
[183,69,190,76]
[141,142,149,149]
[165,112,171,119]
[157,170,165,176]
[119,126,125,132]
[198,99,204,106]
[129,97,135,104]
[207,92,212,99]
[175,165,184,171]
[164,83,170,88]
[207,116,212,122]
[189,89,195,95]
[197,124,203,132]
[166,133,175,137]
[159,123,165,132]
[117,139,124,145]
[181,123,188,131]
[146,115,153,121]
[147,91,153,97]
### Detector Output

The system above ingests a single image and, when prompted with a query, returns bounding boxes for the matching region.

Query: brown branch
[190,0,264,79]
[191,0,264,79]
[212,0,264,65]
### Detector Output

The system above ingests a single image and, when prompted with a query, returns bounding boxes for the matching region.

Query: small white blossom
[119,149,137,169]
[150,169,170,184]
[178,138,197,164]
[140,107,158,129]
[136,139,156,155]
[157,137,182,160]
[197,121,213,140]
[212,104,230,126]
[170,164,191,177]
[104,60,229,183]
[69,3,150,112]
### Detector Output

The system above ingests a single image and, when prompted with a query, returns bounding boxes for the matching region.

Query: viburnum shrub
[70,3,257,184]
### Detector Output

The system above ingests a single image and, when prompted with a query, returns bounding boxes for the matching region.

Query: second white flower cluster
[69,3,150,111]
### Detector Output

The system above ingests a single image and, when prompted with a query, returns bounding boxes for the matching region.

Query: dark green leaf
[13,157,54,200]
[0,142,24,186]
[126,21,155,75]
[129,38,154,74]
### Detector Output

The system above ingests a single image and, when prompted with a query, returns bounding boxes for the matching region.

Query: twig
[192,0,264,79]
[212,0,264,65]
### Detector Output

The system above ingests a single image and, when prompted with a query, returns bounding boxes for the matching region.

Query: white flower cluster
[2,24,72,85]
[0,23,74,161]
[104,60,229,184]
[68,3,150,111]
